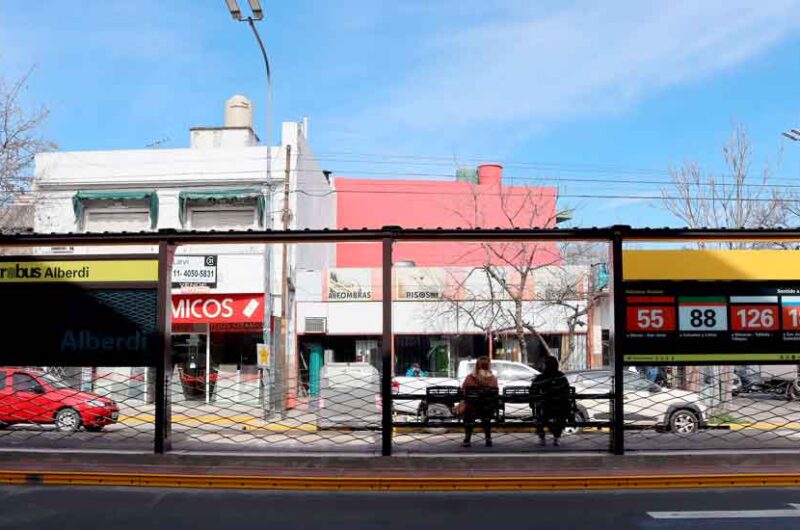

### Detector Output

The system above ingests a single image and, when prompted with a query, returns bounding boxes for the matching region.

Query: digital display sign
[622,281,800,364]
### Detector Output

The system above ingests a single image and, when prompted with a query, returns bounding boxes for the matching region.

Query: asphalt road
[1,486,800,529]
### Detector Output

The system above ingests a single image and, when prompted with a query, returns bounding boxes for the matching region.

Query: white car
[565,369,707,434]
[392,360,540,420]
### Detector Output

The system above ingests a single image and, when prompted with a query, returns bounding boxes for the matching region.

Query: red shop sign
[171,294,264,324]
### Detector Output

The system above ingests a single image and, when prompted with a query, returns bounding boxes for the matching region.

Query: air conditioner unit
[305,317,327,334]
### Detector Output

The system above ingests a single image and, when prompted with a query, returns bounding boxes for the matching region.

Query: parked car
[393,360,540,420]
[0,368,119,432]
[565,369,706,434]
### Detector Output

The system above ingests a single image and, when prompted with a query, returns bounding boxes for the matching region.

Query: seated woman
[531,356,571,447]
[460,356,498,448]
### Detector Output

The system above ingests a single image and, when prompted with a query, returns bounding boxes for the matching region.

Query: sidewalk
[2,451,800,491]
[118,402,319,432]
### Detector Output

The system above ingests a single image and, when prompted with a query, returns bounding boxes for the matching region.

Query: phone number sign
[623,281,800,365]
[171,255,217,288]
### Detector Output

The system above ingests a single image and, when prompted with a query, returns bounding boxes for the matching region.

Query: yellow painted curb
[724,422,800,431]
[119,415,317,433]
[3,471,800,491]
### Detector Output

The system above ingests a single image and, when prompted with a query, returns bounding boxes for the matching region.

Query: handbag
[453,401,466,418]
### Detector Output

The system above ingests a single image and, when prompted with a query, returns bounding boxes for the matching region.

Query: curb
[3,470,800,491]
[120,415,317,433]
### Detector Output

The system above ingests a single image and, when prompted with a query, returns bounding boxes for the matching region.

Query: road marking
[649,503,800,519]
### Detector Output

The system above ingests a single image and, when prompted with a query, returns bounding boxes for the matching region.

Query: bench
[398,384,608,431]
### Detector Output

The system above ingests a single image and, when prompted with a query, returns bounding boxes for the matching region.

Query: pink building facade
[335,164,560,268]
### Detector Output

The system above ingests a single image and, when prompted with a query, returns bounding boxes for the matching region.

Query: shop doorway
[172,331,213,403]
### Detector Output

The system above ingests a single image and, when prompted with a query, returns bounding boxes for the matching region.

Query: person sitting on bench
[460,356,498,448]
[531,356,571,447]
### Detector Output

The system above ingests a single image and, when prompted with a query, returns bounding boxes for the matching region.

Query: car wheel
[787,380,800,401]
[54,408,82,433]
[669,409,699,434]
[0,422,8,430]
[563,411,586,435]
[84,425,104,433]
[424,403,452,422]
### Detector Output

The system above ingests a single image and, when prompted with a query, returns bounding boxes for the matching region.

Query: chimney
[477,163,503,186]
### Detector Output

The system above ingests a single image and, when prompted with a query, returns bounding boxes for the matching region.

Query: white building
[31,96,335,406]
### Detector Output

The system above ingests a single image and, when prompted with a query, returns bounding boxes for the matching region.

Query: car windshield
[624,373,656,392]
[38,373,73,389]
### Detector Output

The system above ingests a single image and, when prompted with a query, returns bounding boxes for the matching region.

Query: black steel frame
[5,224,800,455]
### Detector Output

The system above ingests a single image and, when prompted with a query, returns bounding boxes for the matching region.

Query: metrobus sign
[0,256,160,366]
[622,250,800,365]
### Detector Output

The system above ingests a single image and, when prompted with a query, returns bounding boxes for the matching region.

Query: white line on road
[649,503,800,519]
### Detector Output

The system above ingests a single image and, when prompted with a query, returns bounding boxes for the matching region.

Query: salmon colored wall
[335,169,560,268]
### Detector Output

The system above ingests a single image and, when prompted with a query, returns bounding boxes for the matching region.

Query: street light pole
[226,0,280,414]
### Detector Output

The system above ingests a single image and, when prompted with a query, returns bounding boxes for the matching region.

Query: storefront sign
[171,293,264,324]
[171,255,217,288]
[0,259,157,283]
[325,268,373,301]
[396,268,446,300]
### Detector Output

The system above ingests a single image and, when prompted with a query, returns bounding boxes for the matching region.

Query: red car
[0,368,119,432]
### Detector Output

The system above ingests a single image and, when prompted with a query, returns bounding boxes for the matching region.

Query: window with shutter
[84,209,150,232]
[189,207,258,230]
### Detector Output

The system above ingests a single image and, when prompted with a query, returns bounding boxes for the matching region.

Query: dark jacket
[530,370,571,419]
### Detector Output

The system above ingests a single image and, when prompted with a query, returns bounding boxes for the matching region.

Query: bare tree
[0,69,56,230]
[428,183,592,366]
[657,125,788,405]
[536,263,596,368]
[659,125,787,245]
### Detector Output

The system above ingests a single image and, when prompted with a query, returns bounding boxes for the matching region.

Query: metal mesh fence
[391,370,612,453]
[7,362,800,455]
[9,234,800,456]
[168,361,383,454]
[624,364,800,451]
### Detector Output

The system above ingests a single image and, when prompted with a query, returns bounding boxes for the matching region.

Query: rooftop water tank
[224,95,253,129]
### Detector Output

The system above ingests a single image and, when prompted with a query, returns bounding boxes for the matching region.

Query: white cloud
[363,0,800,135]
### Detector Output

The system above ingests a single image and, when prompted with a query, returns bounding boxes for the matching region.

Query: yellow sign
[257,343,270,366]
[624,250,800,281]
[0,260,158,283]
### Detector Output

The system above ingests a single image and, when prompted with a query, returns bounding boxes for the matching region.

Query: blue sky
[2,0,800,227]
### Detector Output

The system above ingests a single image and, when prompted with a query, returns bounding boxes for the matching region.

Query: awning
[73,191,159,229]
[178,189,266,225]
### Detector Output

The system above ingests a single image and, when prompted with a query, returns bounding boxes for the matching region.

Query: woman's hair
[474,356,491,375]
[543,355,560,374]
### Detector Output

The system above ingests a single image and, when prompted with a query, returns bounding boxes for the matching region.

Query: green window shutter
[73,191,159,229]
[178,189,266,227]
